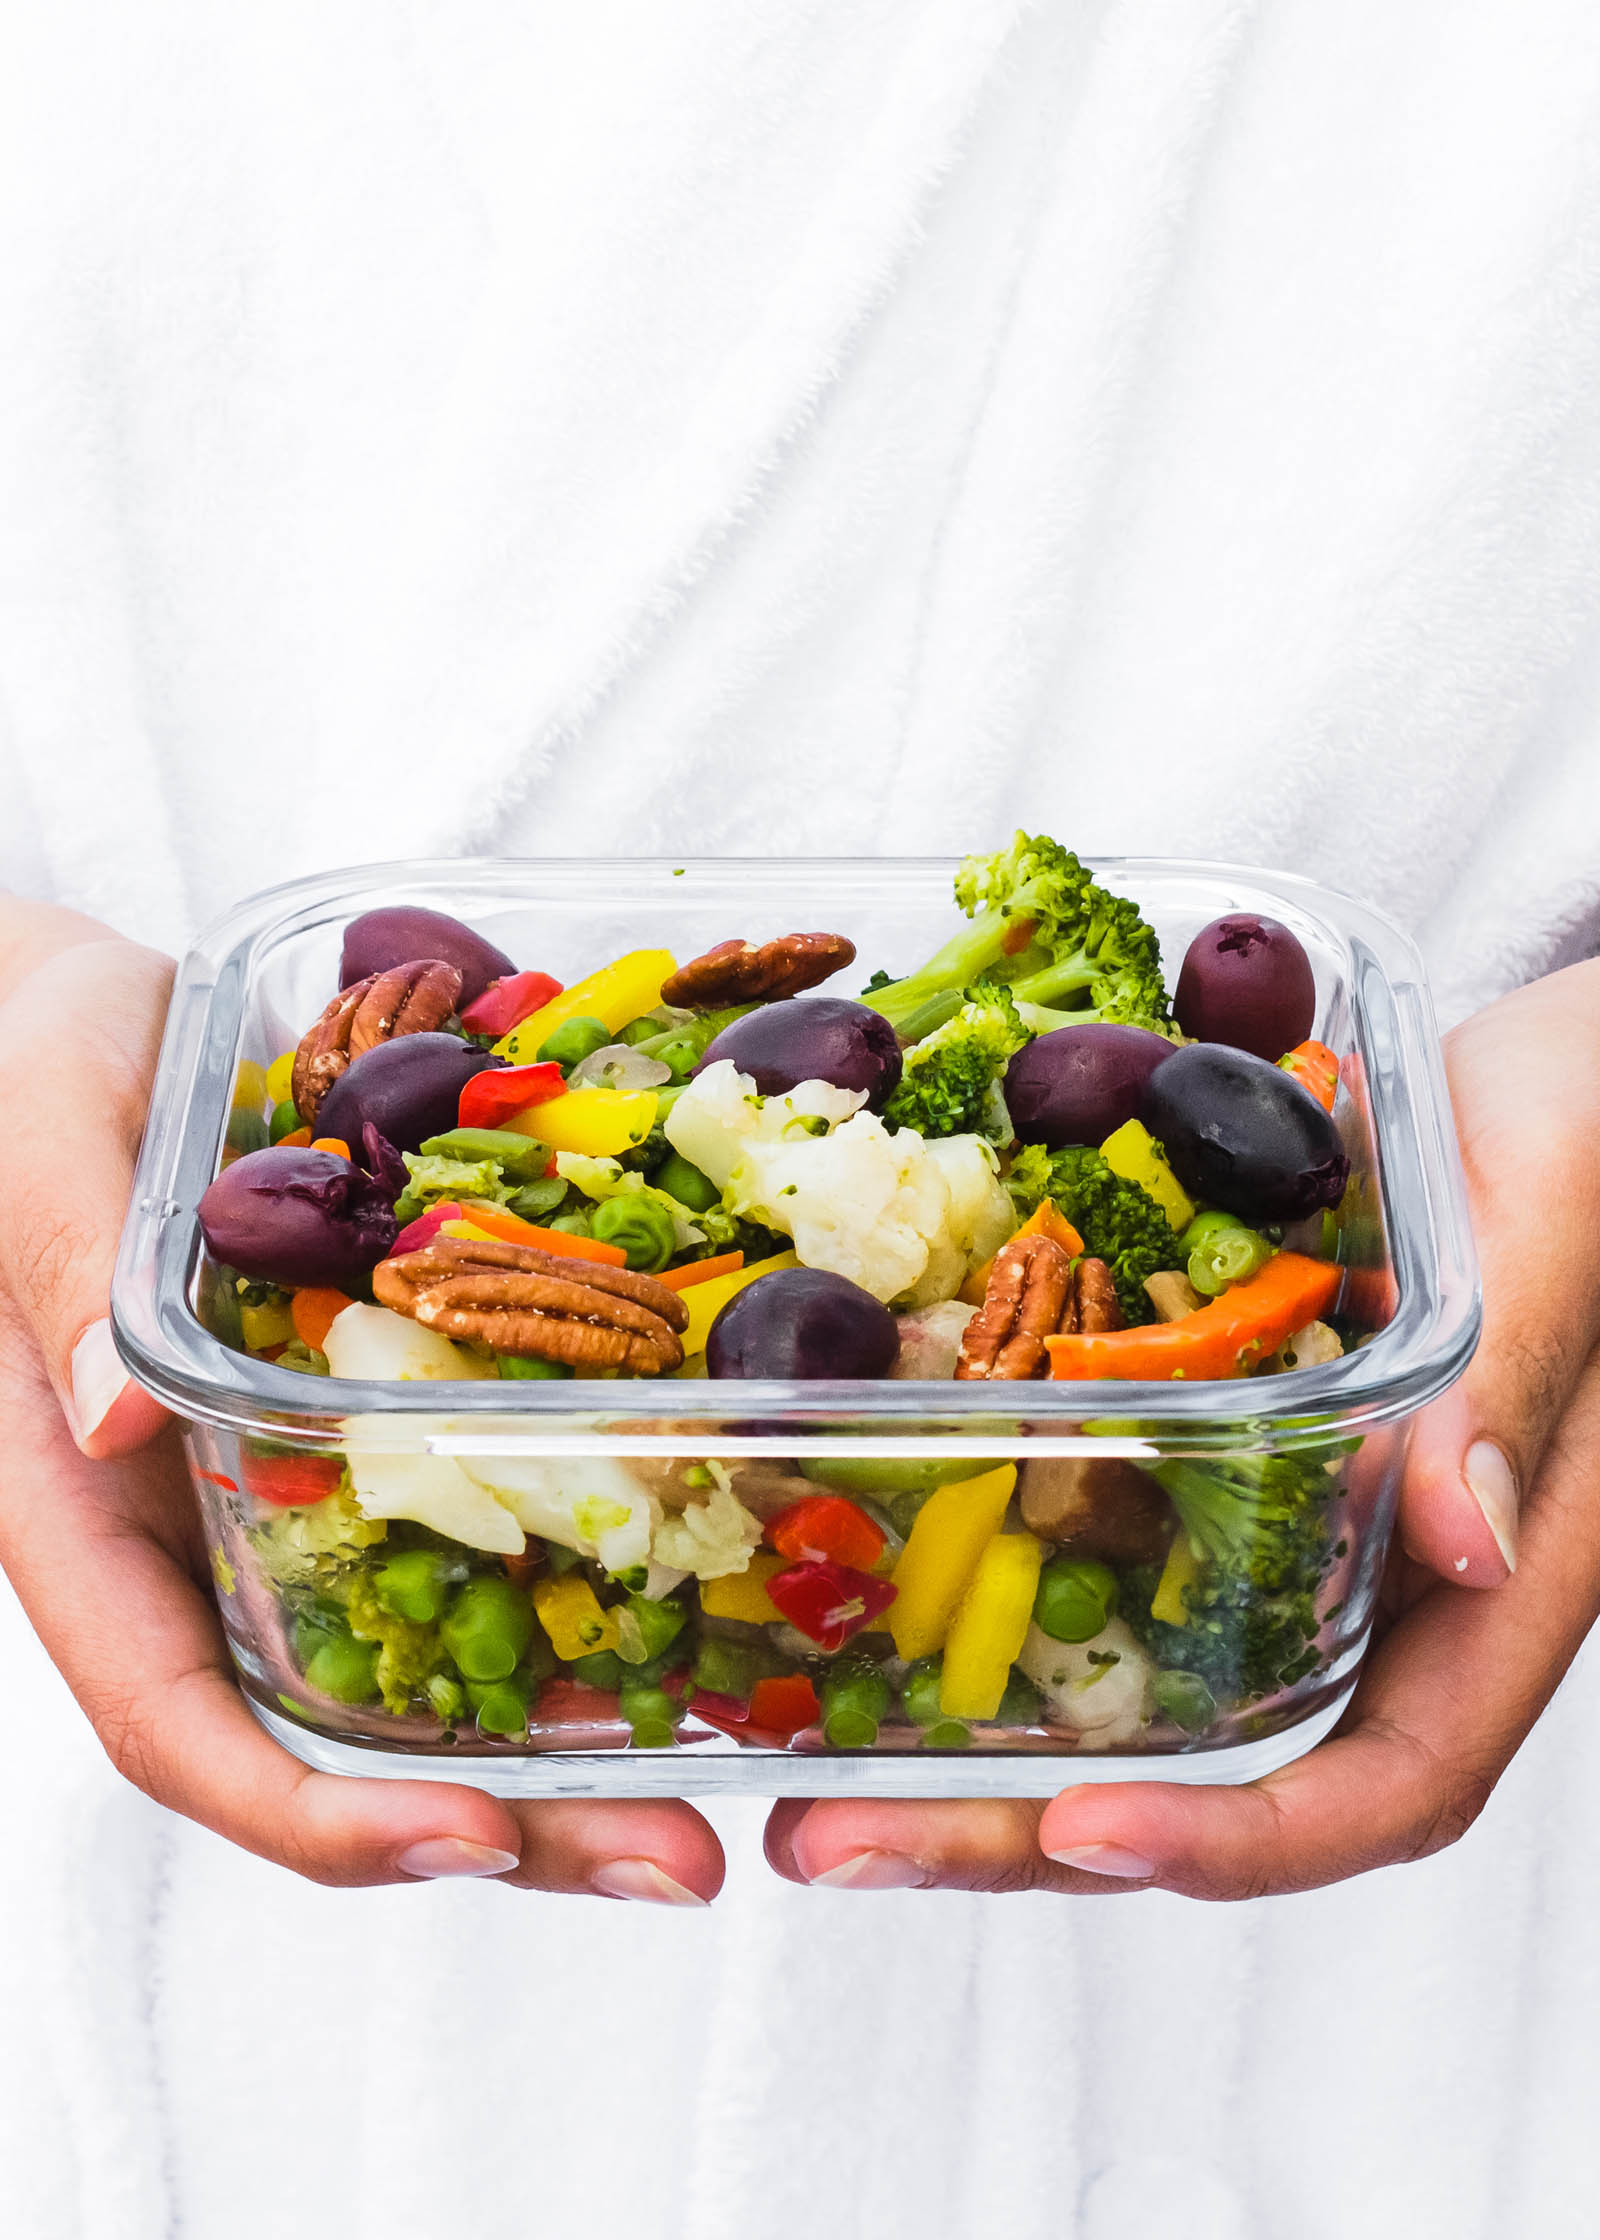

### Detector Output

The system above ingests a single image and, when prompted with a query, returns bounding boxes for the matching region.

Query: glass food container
[110,858,1479,1797]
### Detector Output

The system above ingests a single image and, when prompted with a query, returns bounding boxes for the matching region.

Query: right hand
[0,897,724,1901]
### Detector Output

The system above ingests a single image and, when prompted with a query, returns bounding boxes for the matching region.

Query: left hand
[766,961,1600,1898]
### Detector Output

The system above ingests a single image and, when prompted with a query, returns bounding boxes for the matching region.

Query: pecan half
[373,1235,689,1375]
[956,1244,1124,1380]
[1067,1256,1124,1335]
[292,958,462,1123]
[660,932,857,1008]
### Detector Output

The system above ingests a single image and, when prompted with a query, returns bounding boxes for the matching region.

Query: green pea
[440,1576,535,1683]
[625,1591,687,1663]
[1153,1669,1218,1733]
[1180,1210,1273,1298]
[569,1648,626,1689]
[653,1152,721,1214]
[226,1106,270,1155]
[820,1657,892,1750]
[900,1656,946,1728]
[468,1667,540,1737]
[375,1548,454,1624]
[690,1636,762,1700]
[589,1192,677,1273]
[537,1016,612,1070]
[994,1670,1042,1728]
[418,1128,552,1182]
[615,1014,665,1046]
[618,1678,681,1749]
[1032,1557,1120,1644]
[268,1099,302,1144]
[497,1352,574,1380]
[304,1634,380,1704]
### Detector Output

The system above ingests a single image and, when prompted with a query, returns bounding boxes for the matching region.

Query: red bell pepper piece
[686,1688,751,1727]
[239,1450,345,1509]
[458,1062,566,1132]
[459,970,563,1040]
[764,1560,896,1652]
[747,1674,819,1736]
[767,1494,886,1573]
[391,1201,466,1256]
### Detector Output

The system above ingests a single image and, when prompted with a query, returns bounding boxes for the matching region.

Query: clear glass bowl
[111,857,1479,1795]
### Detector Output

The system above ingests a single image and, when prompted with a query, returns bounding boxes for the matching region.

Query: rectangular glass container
[111,857,1479,1795]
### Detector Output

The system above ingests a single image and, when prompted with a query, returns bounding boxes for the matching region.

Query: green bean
[618,1677,682,1749]
[899,1656,946,1728]
[439,1576,535,1683]
[545,1209,593,1239]
[652,1152,720,1214]
[589,1192,677,1273]
[417,1127,552,1182]
[1153,1669,1218,1733]
[304,1634,380,1704]
[569,1648,626,1689]
[921,1719,972,1749]
[615,1014,665,1046]
[820,1655,893,1749]
[375,1548,455,1624]
[1032,1557,1119,1644]
[468,1666,541,1737]
[1180,1210,1274,1298]
[497,1352,574,1380]
[624,1591,686,1664]
[505,1177,569,1221]
[994,1670,1042,1728]
[537,1016,612,1069]
[690,1635,763,1700]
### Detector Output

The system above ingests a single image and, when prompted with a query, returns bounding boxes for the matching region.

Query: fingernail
[805,1849,925,1890]
[1043,1842,1157,1880]
[590,1858,708,1906]
[69,1319,130,1447]
[396,1837,520,1879]
[1464,1439,1518,1573]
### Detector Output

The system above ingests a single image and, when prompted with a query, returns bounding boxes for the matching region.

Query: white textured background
[2,4,1600,2234]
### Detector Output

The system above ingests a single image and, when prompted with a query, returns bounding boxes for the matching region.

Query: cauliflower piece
[890,1299,977,1379]
[663,1061,865,1192]
[921,1135,1015,1274]
[728,1110,940,1302]
[651,1472,762,1579]
[324,1302,498,1384]
[1018,1616,1154,1748]
[457,1455,660,1576]
[344,1448,526,1554]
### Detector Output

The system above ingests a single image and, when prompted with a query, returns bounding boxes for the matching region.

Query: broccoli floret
[862,832,1174,1044]
[1006,1142,1184,1321]
[884,981,1032,1140]
[1123,1448,1347,1704]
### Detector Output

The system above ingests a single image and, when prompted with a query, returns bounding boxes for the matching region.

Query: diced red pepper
[767,1494,887,1574]
[686,1688,751,1727]
[458,1062,566,1132]
[195,1469,239,1495]
[391,1201,466,1256]
[239,1451,345,1509]
[747,1674,820,1736]
[764,1560,896,1652]
[459,970,563,1040]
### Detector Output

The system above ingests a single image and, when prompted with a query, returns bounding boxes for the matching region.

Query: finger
[0,938,175,1456]
[500,1801,724,1905]
[1399,960,1600,1585]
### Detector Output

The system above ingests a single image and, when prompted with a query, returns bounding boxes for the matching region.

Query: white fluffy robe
[3,5,1600,2235]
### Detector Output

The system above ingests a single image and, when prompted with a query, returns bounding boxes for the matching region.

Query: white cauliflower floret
[324,1301,498,1384]
[1018,1617,1154,1749]
[457,1455,660,1576]
[344,1449,526,1555]
[900,1135,1014,1308]
[731,1110,944,1303]
[652,1474,762,1579]
[663,1061,866,1191]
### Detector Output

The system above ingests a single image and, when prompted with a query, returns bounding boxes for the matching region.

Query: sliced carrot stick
[309,1136,351,1159]
[658,1250,745,1292]
[277,1126,313,1148]
[290,1286,355,1352]
[443,1204,628,1267]
[1046,1252,1341,1382]
[1279,1040,1339,1113]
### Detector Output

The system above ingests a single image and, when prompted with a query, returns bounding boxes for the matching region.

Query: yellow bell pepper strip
[239,1296,296,1351]
[887,1463,1017,1661]
[939,1531,1045,1719]
[1151,1531,1203,1626]
[699,1552,788,1624]
[677,1251,799,1359]
[1045,1251,1341,1381]
[494,948,677,1064]
[265,1050,297,1106]
[532,1574,622,1660]
[501,1084,658,1158]
[1099,1117,1195,1231]
[959,1199,1084,1304]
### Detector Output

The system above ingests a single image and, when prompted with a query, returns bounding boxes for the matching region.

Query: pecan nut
[373,1235,690,1376]
[956,1242,1123,1380]
[292,958,462,1124]
[660,932,857,1008]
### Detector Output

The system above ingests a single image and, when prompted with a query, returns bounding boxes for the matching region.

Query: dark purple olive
[199,1147,397,1288]
[359,1122,409,1198]
[340,906,514,1006]
[696,998,902,1109]
[1174,915,1315,1062]
[1005,1024,1176,1149]
[1140,1042,1349,1224]
[315,1034,504,1156]
[706,1269,901,1380]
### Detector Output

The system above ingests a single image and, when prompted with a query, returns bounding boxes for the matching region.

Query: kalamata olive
[340,906,514,1006]
[315,1034,504,1156]
[1140,1042,1349,1224]
[1174,915,1315,1061]
[706,1269,902,1379]
[198,1147,398,1288]
[1004,1024,1176,1149]
[695,998,902,1109]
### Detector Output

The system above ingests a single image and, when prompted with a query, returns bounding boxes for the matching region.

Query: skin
[4,894,1597,1904]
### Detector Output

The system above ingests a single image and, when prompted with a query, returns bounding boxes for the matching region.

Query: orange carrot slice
[309,1136,350,1159]
[290,1287,355,1352]
[1280,1040,1339,1113]
[277,1126,313,1149]
[658,1251,745,1292]
[445,1204,628,1267]
[1046,1252,1341,1382]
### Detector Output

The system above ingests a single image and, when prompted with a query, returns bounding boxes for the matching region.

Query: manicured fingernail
[396,1838,520,1879]
[69,1319,130,1447]
[805,1849,925,1890]
[1464,1439,1518,1573]
[1043,1842,1157,1880]
[590,1859,707,1906]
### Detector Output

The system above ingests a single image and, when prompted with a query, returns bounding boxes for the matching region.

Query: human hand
[0,899,722,1902]
[766,960,1600,1897]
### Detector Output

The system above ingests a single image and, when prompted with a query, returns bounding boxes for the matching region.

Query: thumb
[0,938,176,1457]
[1397,963,1600,1588]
